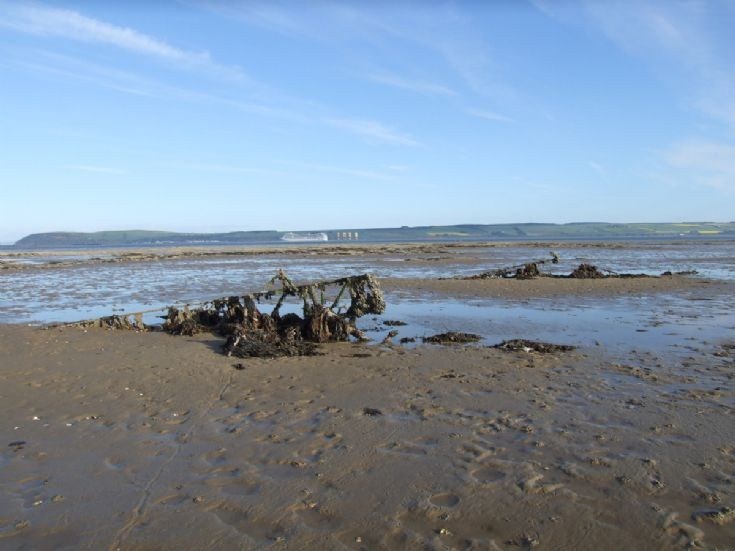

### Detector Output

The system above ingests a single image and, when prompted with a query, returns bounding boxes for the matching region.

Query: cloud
[466,108,514,123]
[0,2,247,81]
[202,2,517,102]
[663,140,735,192]
[326,118,421,147]
[364,72,457,97]
[5,50,308,124]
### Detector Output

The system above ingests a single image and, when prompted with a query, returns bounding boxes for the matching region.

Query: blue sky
[1,1,733,242]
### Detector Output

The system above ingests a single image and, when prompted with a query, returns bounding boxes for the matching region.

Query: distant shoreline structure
[280,232,329,242]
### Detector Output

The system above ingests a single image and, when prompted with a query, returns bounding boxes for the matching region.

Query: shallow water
[370,291,735,361]
[0,241,733,325]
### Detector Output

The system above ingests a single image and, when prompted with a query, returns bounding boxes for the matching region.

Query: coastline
[2,241,734,549]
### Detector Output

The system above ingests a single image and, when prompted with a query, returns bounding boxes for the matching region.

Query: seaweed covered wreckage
[454,253,698,281]
[458,252,560,280]
[71,270,386,358]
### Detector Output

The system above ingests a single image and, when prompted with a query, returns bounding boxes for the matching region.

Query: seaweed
[161,271,386,357]
[492,339,575,353]
[423,332,482,344]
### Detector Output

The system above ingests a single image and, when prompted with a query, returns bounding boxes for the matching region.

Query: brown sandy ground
[1,323,734,550]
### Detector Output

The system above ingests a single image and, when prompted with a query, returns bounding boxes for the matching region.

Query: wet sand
[3,239,732,272]
[2,280,734,550]
[382,274,719,299]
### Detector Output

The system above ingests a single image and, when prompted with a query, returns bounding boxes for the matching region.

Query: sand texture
[1,321,734,550]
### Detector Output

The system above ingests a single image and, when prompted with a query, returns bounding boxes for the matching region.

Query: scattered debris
[458,252,559,280]
[713,344,735,358]
[8,441,26,450]
[661,270,698,276]
[493,339,576,353]
[363,407,383,416]
[515,263,541,279]
[399,337,416,344]
[383,320,407,326]
[454,253,694,281]
[224,331,321,358]
[569,263,606,279]
[423,332,482,344]
[232,363,246,370]
[73,313,146,331]
[381,330,400,344]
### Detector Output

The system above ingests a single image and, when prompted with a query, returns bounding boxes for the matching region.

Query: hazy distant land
[12,222,735,248]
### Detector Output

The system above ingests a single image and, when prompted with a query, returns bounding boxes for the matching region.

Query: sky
[1,0,734,242]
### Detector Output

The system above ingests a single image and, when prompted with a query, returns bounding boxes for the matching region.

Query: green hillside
[13,222,735,248]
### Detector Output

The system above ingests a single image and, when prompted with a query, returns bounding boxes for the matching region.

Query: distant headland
[12,222,735,249]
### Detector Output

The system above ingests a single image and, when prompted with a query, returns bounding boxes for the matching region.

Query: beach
[1,242,734,549]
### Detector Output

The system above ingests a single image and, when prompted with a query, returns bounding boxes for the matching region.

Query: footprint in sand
[210,504,288,544]
[454,438,499,467]
[103,456,124,470]
[429,493,461,508]
[202,448,228,467]
[379,436,439,456]
[156,493,191,507]
[292,502,341,530]
[471,466,507,484]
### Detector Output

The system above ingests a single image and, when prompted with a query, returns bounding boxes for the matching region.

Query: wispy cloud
[364,72,457,97]
[540,1,735,130]
[326,118,421,147]
[0,2,248,81]
[203,2,517,103]
[466,108,514,123]
[663,140,735,192]
[5,50,306,123]
[65,164,124,174]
